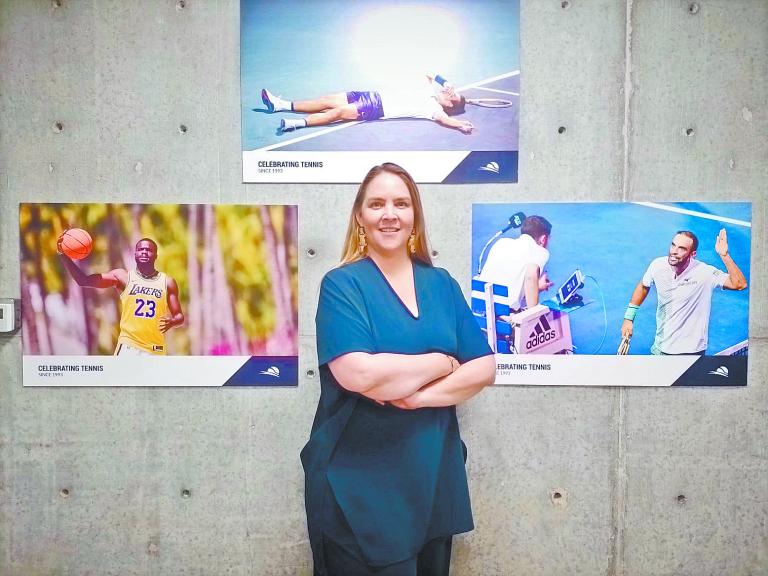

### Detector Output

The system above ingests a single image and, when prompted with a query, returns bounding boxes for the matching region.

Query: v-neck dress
[301,258,492,572]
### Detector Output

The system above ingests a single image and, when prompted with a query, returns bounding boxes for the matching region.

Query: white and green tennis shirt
[643,257,727,354]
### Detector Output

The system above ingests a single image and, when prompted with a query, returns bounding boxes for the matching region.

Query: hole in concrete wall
[147,539,160,556]
[176,0,186,9]
[306,369,315,378]
[178,124,188,134]
[687,3,699,14]
[52,121,64,133]
[430,250,439,258]
[685,127,695,136]
[557,126,566,134]
[306,248,317,258]
[560,0,571,9]
[52,0,62,8]
[677,494,687,504]
[48,162,55,173]
[181,488,191,498]
[59,488,70,498]
[550,488,567,505]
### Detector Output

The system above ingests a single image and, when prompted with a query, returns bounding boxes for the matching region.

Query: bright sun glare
[349,5,464,87]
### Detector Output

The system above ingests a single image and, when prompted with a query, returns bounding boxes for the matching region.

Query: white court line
[257,121,364,152]
[255,70,521,152]
[471,86,519,96]
[633,202,751,228]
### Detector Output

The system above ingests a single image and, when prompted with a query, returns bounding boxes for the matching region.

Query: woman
[301,163,496,575]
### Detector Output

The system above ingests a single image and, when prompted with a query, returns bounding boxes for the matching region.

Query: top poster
[241,0,520,183]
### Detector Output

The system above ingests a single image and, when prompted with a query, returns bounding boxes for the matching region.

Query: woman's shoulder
[322,259,373,288]
[416,261,458,289]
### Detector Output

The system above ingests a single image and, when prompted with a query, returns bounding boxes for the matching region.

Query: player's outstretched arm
[58,253,126,290]
[715,229,748,291]
[159,277,185,333]
[621,281,650,338]
[433,111,474,134]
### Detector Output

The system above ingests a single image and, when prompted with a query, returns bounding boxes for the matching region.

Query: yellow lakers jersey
[116,270,169,355]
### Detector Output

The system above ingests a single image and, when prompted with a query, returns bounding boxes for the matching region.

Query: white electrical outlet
[0,298,21,333]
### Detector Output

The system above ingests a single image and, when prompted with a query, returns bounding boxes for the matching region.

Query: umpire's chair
[471,277,574,354]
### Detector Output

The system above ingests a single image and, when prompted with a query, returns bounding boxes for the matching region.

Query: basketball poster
[20,203,299,387]
[241,0,520,184]
[471,202,751,386]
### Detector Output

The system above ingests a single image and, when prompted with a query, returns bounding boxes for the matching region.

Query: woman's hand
[389,390,425,410]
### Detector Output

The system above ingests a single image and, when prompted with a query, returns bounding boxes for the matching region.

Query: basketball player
[261,73,474,134]
[58,237,184,355]
[477,215,554,311]
[621,229,747,355]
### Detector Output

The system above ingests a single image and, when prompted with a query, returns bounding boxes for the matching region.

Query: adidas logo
[478,161,500,174]
[708,366,729,378]
[525,316,556,350]
[259,366,280,378]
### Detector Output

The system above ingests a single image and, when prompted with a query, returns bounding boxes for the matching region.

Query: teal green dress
[301,258,492,574]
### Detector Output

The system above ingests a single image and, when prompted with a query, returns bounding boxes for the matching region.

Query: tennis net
[715,339,748,356]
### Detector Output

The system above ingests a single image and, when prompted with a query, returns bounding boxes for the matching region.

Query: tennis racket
[617,336,631,355]
[466,98,514,108]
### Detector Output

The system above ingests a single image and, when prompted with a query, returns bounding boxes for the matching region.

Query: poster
[471,202,751,386]
[241,0,520,183]
[21,203,298,387]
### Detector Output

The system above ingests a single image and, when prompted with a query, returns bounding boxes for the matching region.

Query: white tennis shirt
[380,79,444,120]
[642,257,727,354]
[478,235,550,310]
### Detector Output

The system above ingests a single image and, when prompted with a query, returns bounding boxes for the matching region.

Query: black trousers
[322,535,453,576]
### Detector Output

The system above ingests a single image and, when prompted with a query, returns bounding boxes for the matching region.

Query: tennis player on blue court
[262,74,475,135]
[620,229,747,355]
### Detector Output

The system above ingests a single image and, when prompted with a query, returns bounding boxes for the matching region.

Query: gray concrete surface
[1,1,766,574]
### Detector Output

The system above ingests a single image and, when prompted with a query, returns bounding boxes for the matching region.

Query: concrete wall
[1,1,765,574]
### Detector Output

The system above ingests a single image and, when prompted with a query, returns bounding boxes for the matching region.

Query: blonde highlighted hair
[340,163,432,266]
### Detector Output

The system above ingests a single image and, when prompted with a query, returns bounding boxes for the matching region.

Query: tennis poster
[471,202,751,386]
[241,0,520,183]
[20,203,299,387]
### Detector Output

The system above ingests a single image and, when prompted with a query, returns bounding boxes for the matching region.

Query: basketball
[58,228,93,260]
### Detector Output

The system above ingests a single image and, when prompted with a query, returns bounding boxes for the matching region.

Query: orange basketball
[59,228,93,260]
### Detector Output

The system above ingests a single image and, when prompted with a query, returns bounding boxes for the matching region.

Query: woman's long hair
[340,163,432,266]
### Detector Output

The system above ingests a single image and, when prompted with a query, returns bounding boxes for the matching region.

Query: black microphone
[500,212,526,234]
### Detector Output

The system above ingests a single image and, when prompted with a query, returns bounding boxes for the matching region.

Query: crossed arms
[329,351,496,410]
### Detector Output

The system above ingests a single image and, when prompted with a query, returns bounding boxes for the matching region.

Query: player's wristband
[435,74,448,86]
[624,304,639,321]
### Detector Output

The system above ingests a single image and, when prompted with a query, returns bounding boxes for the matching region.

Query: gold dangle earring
[408,232,416,255]
[357,226,367,253]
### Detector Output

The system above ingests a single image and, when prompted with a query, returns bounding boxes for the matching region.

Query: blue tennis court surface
[241,0,520,153]
[472,203,751,356]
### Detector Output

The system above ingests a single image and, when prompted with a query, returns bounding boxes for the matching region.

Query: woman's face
[356,171,415,258]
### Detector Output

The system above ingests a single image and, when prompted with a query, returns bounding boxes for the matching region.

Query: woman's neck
[368,250,411,276]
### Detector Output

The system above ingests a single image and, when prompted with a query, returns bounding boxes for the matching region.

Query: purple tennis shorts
[346,91,384,121]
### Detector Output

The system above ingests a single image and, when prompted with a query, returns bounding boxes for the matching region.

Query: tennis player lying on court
[262,74,475,134]
[620,229,747,355]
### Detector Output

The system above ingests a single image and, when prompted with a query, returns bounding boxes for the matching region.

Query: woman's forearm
[393,355,496,409]
[329,351,456,401]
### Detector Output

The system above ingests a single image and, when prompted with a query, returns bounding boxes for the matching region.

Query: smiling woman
[301,163,497,575]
